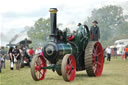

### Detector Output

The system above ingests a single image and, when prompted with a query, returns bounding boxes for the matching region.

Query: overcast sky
[0,0,128,46]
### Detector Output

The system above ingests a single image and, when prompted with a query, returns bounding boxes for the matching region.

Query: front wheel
[31,54,47,81]
[61,54,76,82]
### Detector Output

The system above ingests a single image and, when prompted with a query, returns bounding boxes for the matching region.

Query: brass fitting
[49,8,58,13]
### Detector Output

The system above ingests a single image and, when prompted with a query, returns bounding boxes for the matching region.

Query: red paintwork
[40,51,44,57]
[28,49,35,55]
[66,55,76,81]
[92,42,104,76]
[67,35,75,41]
[122,53,125,59]
[90,34,94,40]
[34,55,47,80]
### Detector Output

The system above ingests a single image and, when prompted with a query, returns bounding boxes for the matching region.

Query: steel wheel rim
[35,56,47,80]
[92,42,104,76]
[66,55,76,81]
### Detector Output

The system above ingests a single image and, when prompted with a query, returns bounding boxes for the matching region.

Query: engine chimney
[49,8,58,39]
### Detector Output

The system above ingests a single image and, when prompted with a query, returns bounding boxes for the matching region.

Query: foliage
[27,18,50,47]
[84,5,128,47]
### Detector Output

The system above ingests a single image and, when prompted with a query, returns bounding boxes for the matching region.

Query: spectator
[8,47,14,70]
[121,48,125,60]
[124,46,128,60]
[35,47,42,54]
[106,47,111,61]
[28,47,35,56]
[0,46,6,69]
[113,46,117,59]
[28,47,35,62]
[12,46,21,70]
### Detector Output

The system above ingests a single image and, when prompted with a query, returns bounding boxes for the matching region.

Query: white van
[114,39,128,55]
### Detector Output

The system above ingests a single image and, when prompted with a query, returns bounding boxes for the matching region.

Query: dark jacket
[90,25,100,41]
[12,49,21,60]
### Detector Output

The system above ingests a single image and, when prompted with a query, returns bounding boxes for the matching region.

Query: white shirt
[35,49,41,54]
[106,48,111,54]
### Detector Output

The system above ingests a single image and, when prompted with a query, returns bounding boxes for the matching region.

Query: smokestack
[49,8,58,35]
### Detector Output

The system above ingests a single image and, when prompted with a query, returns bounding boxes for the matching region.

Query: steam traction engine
[30,8,104,82]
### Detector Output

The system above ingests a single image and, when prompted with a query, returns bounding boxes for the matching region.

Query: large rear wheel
[31,54,47,81]
[85,41,104,77]
[61,54,76,82]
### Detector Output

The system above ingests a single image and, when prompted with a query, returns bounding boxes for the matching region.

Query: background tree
[27,18,50,47]
[27,18,64,48]
[84,5,128,47]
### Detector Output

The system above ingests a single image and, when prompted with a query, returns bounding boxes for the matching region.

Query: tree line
[27,5,128,48]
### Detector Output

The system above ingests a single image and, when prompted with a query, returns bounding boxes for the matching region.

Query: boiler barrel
[57,43,72,56]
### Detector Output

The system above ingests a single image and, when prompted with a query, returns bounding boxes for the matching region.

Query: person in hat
[77,23,82,27]
[90,20,100,41]
[76,23,86,39]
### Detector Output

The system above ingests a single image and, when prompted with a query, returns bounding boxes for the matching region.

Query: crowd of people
[103,45,128,62]
[0,46,42,73]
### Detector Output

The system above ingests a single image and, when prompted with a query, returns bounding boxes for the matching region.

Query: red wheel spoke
[32,55,47,80]
[92,53,96,57]
[66,64,72,71]
[97,52,101,56]
[35,61,39,66]
[35,66,38,70]
[93,64,97,72]
[66,70,69,74]
[66,70,71,75]
[93,49,97,56]
[96,61,101,66]
[39,71,43,75]
[69,58,72,64]
[96,65,100,74]
[96,44,99,51]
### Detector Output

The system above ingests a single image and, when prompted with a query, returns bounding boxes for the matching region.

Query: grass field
[0,57,128,85]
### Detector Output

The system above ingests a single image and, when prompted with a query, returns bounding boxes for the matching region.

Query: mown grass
[0,57,128,85]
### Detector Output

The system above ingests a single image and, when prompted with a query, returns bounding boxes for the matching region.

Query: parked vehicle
[114,39,128,55]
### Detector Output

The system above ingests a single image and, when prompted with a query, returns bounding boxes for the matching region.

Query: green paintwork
[41,65,60,69]
[42,8,90,70]
[66,25,90,70]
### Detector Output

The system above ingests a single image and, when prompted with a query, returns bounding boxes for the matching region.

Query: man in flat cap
[90,20,100,41]
[77,23,82,27]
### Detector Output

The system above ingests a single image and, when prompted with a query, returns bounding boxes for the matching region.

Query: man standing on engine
[90,20,100,41]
